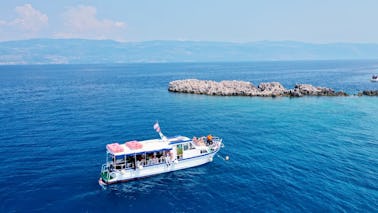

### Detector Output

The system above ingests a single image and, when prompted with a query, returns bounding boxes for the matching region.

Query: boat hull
[101,152,217,185]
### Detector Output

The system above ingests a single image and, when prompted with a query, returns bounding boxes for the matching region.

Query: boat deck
[107,136,192,156]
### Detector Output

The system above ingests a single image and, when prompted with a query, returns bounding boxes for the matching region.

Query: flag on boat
[154,122,161,132]
[154,121,167,141]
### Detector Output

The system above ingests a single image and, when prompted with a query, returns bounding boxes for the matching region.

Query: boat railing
[192,136,222,146]
[207,137,222,152]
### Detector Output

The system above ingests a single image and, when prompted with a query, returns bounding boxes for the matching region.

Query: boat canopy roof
[167,135,191,145]
[107,135,191,156]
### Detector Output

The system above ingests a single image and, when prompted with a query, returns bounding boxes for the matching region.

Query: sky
[0,0,378,43]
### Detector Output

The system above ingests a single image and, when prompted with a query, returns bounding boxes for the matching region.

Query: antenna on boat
[154,121,167,141]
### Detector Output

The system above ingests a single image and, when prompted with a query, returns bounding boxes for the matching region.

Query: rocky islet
[168,79,376,97]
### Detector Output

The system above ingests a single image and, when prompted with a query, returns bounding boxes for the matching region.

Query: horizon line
[1,38,378,45]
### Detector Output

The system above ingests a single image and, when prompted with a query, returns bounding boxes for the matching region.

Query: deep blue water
[0,60,378,212]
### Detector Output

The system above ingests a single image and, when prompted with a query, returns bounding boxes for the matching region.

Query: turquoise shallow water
[0,61,377,212]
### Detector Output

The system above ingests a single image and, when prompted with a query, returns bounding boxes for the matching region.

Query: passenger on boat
[193,136,207,146]
[165,152,171,166]
[131,162,136,169]
[153,156,159,164]
[207,134,213,145]
[193,136,198,144]
[200,137,205,146]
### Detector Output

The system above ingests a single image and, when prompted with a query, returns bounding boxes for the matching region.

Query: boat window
[146,152,159,165]
[126,156,135,169]
[183,143,189,151]
[189,143,194,149]
[107,154,114,162]
[134,153,148,167]
[113,156,126,170]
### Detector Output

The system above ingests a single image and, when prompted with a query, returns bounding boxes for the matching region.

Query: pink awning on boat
[106,143,124,153]
[125,140,143,150]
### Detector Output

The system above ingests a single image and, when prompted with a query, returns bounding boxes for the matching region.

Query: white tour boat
[371,75,378,82]
[99,122,223,186]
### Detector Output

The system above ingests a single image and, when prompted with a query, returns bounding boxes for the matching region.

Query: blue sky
[1,0,378,43]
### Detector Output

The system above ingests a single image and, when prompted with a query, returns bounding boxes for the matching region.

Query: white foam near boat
[99,122,223,186]
[371,75,378,82]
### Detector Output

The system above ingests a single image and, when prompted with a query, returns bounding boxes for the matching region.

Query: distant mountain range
[1,39,378,64]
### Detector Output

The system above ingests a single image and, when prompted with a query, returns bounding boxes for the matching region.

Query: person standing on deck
[207,134,213,145]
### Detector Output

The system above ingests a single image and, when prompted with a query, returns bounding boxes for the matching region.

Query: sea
[0,60,377,212]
